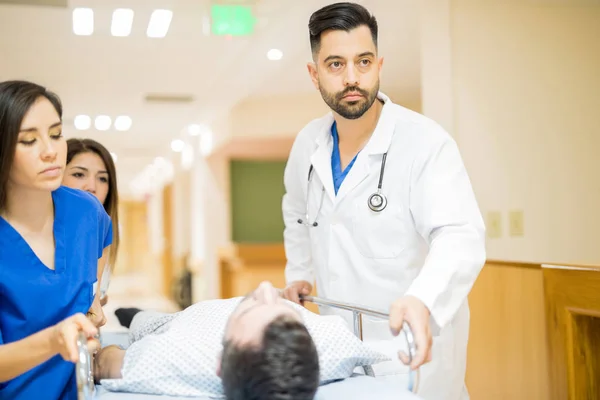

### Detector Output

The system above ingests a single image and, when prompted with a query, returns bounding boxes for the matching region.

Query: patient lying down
[96,281,387,400]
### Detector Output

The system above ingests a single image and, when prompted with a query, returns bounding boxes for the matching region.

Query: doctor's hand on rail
[51,313,100,363]
[389,296,432,370]
[282,280,313,306]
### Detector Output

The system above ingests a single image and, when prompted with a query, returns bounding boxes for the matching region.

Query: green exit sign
[210,5,256,36]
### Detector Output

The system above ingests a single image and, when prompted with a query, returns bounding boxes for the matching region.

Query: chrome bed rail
[300,294,420,394]
[76,332,96,400]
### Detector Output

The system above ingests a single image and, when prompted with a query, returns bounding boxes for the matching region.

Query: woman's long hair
[66,138,120,268]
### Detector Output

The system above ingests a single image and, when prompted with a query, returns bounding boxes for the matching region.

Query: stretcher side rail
[300,294,420,394]
[76,332,96,400]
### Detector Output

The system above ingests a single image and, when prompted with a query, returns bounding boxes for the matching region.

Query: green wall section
[230,160,287,243]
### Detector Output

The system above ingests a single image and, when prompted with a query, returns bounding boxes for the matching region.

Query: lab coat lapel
[310,117,336,202]
[334,155,370,203]
[334,92,395,204]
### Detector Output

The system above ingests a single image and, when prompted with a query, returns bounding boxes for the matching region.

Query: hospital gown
[101,298,388,398]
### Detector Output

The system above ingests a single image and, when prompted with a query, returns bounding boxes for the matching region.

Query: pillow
[101,298,389,397]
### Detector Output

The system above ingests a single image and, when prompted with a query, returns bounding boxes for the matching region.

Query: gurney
[76,295,422,400]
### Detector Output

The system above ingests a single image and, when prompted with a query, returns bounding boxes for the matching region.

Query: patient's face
[224,281,302,346]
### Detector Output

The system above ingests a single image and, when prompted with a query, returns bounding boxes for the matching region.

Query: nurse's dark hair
[308,2,378,58]
[0,80,62,212]
[67,138,120,269]
[220,314,320,400]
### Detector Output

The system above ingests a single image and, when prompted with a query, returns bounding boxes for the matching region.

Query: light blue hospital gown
[101,298,388,397]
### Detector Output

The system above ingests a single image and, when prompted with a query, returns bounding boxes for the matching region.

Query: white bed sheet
[96,331,422,400]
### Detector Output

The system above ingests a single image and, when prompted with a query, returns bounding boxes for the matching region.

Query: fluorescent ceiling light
[171,139,185,152]
[73,8,94,36]
[74,114,91,130]
[110,152,118,162]
[267,48,283,61]
[114,115,132,131]
[111,8,134,37]
[147,9,173,38]
[95,115,112,131]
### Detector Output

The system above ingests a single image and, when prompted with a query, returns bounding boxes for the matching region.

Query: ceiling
[0,0,422,196]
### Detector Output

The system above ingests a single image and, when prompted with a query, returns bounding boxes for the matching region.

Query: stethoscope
[297,152,388,227]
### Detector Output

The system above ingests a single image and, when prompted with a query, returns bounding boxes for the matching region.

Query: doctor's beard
[318,81,380,120]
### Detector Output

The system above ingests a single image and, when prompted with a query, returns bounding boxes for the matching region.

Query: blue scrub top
[331,121,360,194]
[0,186,112,400]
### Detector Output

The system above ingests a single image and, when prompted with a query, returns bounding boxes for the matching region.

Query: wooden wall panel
[465,261,549,400]
[116,199,149,275]
[161,184,174,298]
[219,243,319,314]
[543,265,600,400]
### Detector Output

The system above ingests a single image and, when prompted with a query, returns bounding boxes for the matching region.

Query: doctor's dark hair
[0,80,62,212]
[220,314,320,400]
[67,138,120,268]
[308,2,378,57]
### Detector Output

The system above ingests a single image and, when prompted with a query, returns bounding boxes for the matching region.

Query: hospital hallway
[100,272,180,333]
[1,0,600,399]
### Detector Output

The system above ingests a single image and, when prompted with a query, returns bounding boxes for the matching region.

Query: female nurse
[0,80,113,399]
[63,138,120,306]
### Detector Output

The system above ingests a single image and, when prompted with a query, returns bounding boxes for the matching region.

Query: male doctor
[281,3,486,400]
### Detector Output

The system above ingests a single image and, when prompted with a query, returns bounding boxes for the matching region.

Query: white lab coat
[282,92,486,400]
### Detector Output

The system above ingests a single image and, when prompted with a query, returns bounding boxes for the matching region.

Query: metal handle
[300,294,420,393]
[76,331,96,400]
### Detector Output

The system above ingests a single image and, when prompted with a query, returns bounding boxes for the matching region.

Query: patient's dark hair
[308,2,378,58]
[220,315,320,400]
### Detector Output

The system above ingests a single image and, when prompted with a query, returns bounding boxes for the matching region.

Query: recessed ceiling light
[147,9,173,38]
[171,139,185,152]
[95,115,112,131]
[267,48,283,61]
[114,115,132,131]
[74,114,91,130]
[111,8,134,37]
[73,8,94,36]
[110,152,118,162]
[187,124,202,136]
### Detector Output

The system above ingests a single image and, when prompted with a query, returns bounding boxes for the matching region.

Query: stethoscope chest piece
[368,191,387,212]
[367,152,389,212]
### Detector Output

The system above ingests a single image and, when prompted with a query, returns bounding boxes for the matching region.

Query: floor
[100,272,181,332]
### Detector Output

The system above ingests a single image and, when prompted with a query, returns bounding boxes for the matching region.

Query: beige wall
[451,0,600,264]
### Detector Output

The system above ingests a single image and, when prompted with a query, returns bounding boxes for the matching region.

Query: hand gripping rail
[300,294,420,394]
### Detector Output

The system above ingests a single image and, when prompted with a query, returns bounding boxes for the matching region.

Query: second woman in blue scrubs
[0,80,113,399]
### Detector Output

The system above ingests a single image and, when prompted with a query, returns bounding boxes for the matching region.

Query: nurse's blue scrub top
[0,186,113,400]
[331,121,359,194]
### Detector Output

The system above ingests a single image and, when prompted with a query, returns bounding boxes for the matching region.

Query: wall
[230,160,287,243]
[229,91,422,138]
[451,0,600,264]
